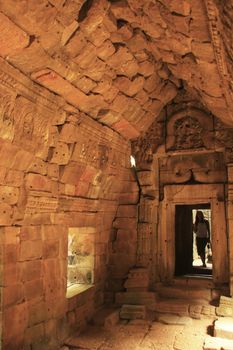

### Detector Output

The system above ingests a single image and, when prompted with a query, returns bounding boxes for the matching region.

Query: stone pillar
[136,157,160,284]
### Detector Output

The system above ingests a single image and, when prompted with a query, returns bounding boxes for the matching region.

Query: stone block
[48,164,59,180]
[24,279,44,301]
[24,323,45,345]
[216,296,233,317]
[5,226,20,244]
[28,301,50,326]
[20,260,42,282]
[27,158,47,176]
[96,39,115,60]
[118,192,139,205]
[0,203,13,225]
[214,318,233,340]
[50,142,71,165]
[5,169,24,187]
[3,263,20,286]
[4,283,24,306]
[113,217,137,230]
[20,226,41,241]
[0,13,29,57]
[120,304,146,320]
[4,244,18,264]
[25,173,52,192]
[116,292,156,306]
[43,240,60,258]
[4,302,28,340]
[20,240,43,261]
[204,336,233,350]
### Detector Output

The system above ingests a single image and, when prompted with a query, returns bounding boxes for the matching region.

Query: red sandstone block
[60,162,86,185]
[28,301,50,326]
[3,302,28,340]
[0,13,29,57]
[5,169,24,187]
[5,226,20,244]
[3,263,20,286]
[19,240,43,261]
[113,217,137,230]
[3,283,24,306]
[20,226,41,241]
[116,205,137,218]
[4,244,18,264]
[20,260,42,282]
[59,123,79,143]
[112,119,140,139]
[24,323,45,345]
[118,192,139,205]
[43,239,60,258]
[25,173,52,192]
[0,203,13,226]
[24,279,44,301]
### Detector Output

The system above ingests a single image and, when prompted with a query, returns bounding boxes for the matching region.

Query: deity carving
[173,116,204,150]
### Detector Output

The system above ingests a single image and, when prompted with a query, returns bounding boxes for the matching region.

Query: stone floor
[64,314,216,350]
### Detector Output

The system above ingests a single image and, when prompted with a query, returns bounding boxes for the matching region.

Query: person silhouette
[193,211,210,267]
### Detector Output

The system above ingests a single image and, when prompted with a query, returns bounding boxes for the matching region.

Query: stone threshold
[66,284,94,299]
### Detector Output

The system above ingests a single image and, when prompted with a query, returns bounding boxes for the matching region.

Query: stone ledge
[66,283,94,299]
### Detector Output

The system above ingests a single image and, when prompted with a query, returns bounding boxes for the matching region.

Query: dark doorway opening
[175,203,212,276]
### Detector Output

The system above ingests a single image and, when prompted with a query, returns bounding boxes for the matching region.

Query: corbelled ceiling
[0,0,232,139]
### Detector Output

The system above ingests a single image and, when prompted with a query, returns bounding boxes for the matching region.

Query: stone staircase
[152,277,231,320]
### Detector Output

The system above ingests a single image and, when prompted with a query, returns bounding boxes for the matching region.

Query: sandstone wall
[0,60,139,350]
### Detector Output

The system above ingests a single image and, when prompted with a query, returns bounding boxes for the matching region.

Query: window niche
[67,227,94,296]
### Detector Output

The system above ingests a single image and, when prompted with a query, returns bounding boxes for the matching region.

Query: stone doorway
[175,203,212,277]
[158,184,229,288]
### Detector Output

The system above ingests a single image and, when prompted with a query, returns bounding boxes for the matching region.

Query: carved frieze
[159,152,226,185]
[25,195,58,214]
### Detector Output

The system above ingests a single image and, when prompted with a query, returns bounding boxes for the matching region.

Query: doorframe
[158,184,229,286]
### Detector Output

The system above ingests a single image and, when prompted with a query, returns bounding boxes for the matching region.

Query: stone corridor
[0,0,233,348]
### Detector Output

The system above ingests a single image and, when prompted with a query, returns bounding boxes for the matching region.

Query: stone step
[154,298,217,319]
[214,318,233,340]
[156,276,214,289]
[204,336,233,350]
[156,284,213,302]
[120,304,146,320]
[115,291,157,310]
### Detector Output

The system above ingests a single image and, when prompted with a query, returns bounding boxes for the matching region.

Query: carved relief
[0,89,16,141]
[173,116,204,150]
[132,120,164,164]
[98,144,109,169]
[166,108,213,151]
[13,96,50,152]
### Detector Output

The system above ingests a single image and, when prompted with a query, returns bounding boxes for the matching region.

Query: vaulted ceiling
[0,0,232,140]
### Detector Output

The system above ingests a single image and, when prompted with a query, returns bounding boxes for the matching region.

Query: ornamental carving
[173,116,204,150]
[131,119,164,164]
[13,96,50,152]
[0,90,16,141]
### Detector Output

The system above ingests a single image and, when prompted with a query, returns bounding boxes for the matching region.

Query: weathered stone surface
[120,304,146,320]
[214,318,233,340]
[204,336,233,350]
